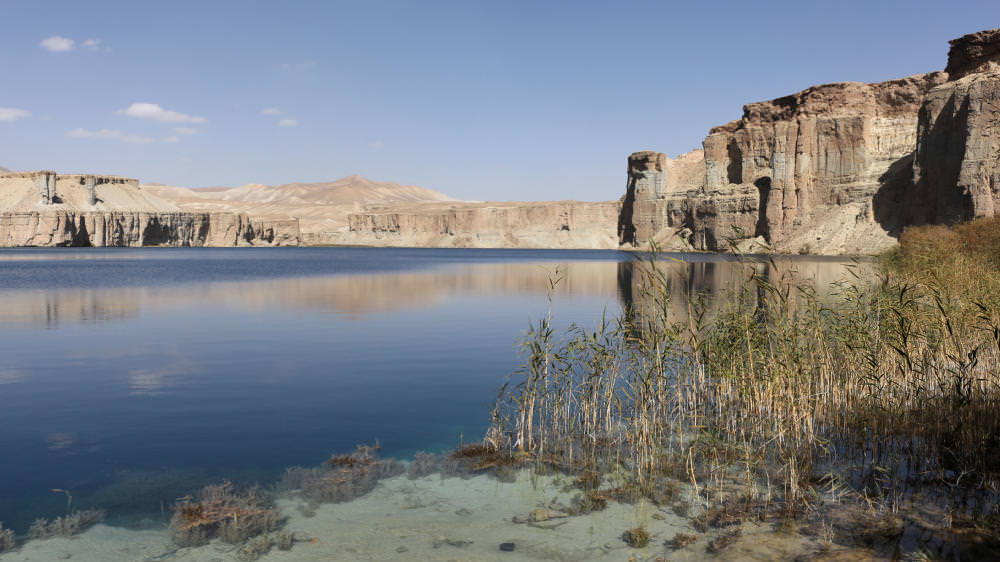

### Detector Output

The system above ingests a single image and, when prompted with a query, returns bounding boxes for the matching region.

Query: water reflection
[0,261,623,330]
[617,256,871,326]
[0,257,868,332]
[0,249,866,537]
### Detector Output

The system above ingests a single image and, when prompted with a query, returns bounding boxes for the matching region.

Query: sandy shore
[0,471,855,561]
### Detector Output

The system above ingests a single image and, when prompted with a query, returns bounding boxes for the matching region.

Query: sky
[1,0,998,201]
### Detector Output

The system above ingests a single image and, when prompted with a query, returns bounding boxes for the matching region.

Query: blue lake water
[0,247,857,533]
[0,247,639,531]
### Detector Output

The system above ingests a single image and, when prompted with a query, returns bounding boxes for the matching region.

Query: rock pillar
[38,172,57,204]
[86,176,97,205]
[618,151,667,246]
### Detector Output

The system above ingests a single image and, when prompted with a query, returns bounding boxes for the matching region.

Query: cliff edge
[619,28,1000,254]
[0,171,299,247]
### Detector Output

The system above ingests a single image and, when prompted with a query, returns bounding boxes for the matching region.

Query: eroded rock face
[620,29,1000,254]
[907,39,1000,225]
[946,29,1000,80]
[0,211,299,247]
[0,171,299,247]
[339,201,620,249]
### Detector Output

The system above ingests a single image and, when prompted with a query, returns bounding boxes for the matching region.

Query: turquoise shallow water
[0,247,855,533]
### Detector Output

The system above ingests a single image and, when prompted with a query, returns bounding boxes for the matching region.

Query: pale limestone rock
[0,171,299,247]
[339,200,620,249]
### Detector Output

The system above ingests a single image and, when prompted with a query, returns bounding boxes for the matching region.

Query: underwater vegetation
[169,481,280,547]
[279,443,405,506]
[27,508,105,539]
[0,523,14,553]
[472,216,1000,558]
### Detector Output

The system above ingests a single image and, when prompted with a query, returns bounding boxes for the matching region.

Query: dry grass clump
[169,482,280,547]
[668,532,697,549]
[280,444,404,505]
[622,525,650,548]
[0,522,15,553]
[483,219,1000,557]
[27,509,104,539]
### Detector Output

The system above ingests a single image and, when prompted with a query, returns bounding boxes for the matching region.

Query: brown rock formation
[620,29,1000,254]
[946,28,1000,79]
[906,35,1000,225]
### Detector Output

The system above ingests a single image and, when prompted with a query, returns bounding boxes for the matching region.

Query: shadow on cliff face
[909,93,973,226]
[873,153,914,237]
[876,93,976,236]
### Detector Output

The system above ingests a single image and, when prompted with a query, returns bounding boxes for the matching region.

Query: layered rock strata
[338,201,620,249]
[0,211,298,247]
[905,29,1000,225]
[0,171,299,247]
[620,28,1000,254]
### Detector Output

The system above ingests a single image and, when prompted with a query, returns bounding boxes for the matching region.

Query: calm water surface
[0,247,858,531]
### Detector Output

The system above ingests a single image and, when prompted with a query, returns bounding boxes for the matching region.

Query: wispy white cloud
[40,36,75,52]
[261,108,284,116]
[0,108,31,122]
[81,38,110,52]
[118,103,207,124]
[277,118,299,127]
[172,127,198,135]
[162,135,180,143]
[66,128,155,144]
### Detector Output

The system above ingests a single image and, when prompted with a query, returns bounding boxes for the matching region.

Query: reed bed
[482,218,1000,555]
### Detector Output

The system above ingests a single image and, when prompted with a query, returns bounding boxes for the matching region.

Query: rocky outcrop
[0,211,299,247]
[337,201,620,249]
[620,29,1000,254]
[945,28,1000,79]
[0,171,299,246]
[905,31,1000,225]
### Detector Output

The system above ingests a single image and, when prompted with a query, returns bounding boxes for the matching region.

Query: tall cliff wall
[0,211,299,247]
[335,201,620,249]
[620,29,1000,254]
[905,29,1000,225]
[0,171,299,247]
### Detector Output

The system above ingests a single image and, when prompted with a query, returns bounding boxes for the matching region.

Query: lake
[0,248,860,537]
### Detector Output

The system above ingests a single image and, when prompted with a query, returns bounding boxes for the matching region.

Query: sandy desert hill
[144,175,456,240]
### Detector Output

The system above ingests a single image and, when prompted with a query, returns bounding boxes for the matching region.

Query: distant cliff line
[0,171,298,247]
[617,28,1000,255]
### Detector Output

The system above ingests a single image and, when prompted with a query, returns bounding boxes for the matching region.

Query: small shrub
[27,509,104,539]
[169,482,280,547]
[622,525,650,548]
[280,444,405,505]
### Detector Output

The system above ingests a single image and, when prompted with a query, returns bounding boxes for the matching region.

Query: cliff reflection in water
[617,255,872,328]
[0,257,867,331]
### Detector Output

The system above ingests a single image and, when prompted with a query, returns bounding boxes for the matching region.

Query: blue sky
[1,0,997,201]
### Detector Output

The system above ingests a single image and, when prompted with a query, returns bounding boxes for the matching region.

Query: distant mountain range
[143,174,457,240]
[0,165,10,174]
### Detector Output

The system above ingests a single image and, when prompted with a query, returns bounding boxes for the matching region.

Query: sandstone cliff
[0,172,299,247]
[144,175,454,244]
[335,200,621,249]
[619,28,1000,254]
[904,29,1000,226]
